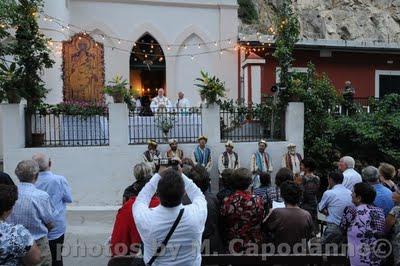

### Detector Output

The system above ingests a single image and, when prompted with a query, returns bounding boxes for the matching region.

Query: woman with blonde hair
[379,163,398,192]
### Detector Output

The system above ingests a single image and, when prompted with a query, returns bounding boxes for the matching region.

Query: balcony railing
[128,107,202,144]
[25,108,109,147]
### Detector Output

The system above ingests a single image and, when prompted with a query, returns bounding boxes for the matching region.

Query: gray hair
[362,166,379,182]
[15,160,39,182]
[133,162,152,182]
[32,153,50,171]
[341,156,355,169]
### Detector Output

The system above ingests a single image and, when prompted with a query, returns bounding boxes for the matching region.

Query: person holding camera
[133,162,207,265]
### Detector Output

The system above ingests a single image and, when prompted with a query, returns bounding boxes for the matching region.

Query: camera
[159,157,180,171]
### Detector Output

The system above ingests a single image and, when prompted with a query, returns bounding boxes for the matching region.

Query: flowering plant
[30,100,108,117]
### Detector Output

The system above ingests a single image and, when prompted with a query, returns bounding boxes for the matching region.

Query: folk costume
[281,143,302,175]
[250,140,273,188]
[142,139,161,173]
[218,140,240,174]
[192,136,212,172]
[165,139,184,160]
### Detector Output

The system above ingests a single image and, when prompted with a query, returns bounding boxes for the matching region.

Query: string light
[184,44,187,49]
[220,50,223,55]
[167,45,171,50]
[191,55,195,60]
[118,39,121,44]
[214,42,218,47]
[198,44,201,49]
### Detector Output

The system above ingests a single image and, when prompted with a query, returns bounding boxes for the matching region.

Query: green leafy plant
[238,0,258,24]
[0,62,22,103]
[104,75,128,103]
[7,0,54,106]
[272,0,300,106]
[29,100,108,117]
[195,70,226,106]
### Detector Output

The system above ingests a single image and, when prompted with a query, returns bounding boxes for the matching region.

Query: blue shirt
[373,183,394,216]
[35,171,72,240]
[319,184,353,225]
[7,183,54,240]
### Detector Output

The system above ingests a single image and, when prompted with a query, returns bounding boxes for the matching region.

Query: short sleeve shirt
[0,221,34,266]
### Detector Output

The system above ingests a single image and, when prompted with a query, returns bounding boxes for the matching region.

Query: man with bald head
[32,153,72,266]
[175,92,191,110]
[150,88,172,112]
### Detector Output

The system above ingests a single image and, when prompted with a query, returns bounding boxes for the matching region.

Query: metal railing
[128,107,202,144]
[329,97,380,115]
[220,104,284,142]
[25,109,109,147]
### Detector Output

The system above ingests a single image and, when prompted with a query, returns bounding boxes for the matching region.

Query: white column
[108,103,129,147]
[201,104,221,147]
[0,104,25,151]
[285,102,305,154]
[251,65,262,104]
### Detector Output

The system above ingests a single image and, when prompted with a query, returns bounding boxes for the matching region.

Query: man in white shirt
[133,168,207,266]
[338,156,362,191]
[175,92,191,110]
[250,139,273,188]
[150,88,172,112]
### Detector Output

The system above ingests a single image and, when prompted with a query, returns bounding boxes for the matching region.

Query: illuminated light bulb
[43,17,47,21]
[32,12,36,16]
[198,44,201,49]
[191,55,194,60]
[246,42,250,46]
[214,42,218,46]
[144,54,148,58]
[242,36,246,40]
[167,46,171,50]
[159,57,163,62]
[49,18,53,22]
[78,36,82,40]
[151,44,154,49]
[228,39,232,44]
[101,35,105,40]
[61,27,65,32]
[268,43,271,47]
[95,43,98,47]
[220,50,223,55]
[256,32,260,36]
[118,39,121,44]
[184,44,187,49]
[133,42,136,47]
[66,25,70,29]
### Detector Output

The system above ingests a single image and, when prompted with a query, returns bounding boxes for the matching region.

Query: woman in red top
[110,163,160,256]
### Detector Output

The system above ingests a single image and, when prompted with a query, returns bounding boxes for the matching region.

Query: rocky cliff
[241,0,400,43]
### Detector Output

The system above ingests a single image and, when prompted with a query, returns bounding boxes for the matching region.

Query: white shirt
[342,168,362,191]
[175,98,191,109]
[150,96,172,112]
[133,173,207,266]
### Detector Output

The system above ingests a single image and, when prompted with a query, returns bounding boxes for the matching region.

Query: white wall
[42,0,239,104]
[1,103,304,207]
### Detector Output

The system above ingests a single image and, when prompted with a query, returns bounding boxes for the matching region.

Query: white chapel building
[42,0,239,105]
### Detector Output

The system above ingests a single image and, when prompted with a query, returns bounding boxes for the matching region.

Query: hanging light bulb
[66,25,70,29]
[78,36,82,40]
[198,44,201,49]
[191,55,194,60]
[220,50,223,55]
[228,39,232,44]
[214,42,218,47]
[145,54,148,58]
[151,44,154,49]
[184,44,187,49]
[101,35,105,40]
[167,45,171,50]
[159,57,164,62]
[118,39,121,44]
[133,42,137,47]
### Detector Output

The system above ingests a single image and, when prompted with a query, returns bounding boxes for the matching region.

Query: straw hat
[168,139,177,145]
[197,135,208,142]
[225,140,234,148]
[147,139,157,146]
[258,139,268,146]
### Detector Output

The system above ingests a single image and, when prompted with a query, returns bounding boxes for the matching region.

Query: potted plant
[0,62,22,103]
[155,113,176,140]
[195,70,226,107]
[104,75,129,103]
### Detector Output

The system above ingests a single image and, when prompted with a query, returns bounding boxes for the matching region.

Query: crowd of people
[0,154,72,266]
[110,137,400,265]
[2,140,400,266]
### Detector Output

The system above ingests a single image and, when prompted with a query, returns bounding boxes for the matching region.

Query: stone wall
[241,0,400,43]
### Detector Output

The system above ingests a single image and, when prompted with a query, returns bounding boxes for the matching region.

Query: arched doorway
[130,34,166,99]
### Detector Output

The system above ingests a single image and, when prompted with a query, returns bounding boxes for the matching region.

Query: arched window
[130,34,166,99]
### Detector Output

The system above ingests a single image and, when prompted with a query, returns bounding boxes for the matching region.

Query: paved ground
[63,210,116,266]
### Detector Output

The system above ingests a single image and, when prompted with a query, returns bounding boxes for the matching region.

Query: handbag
[134,208,185,266]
